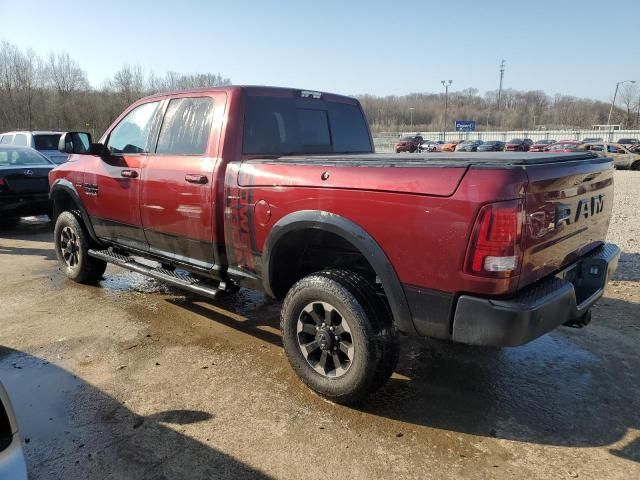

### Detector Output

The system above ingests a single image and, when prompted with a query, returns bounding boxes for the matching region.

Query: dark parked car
[455,140,483,152]
[617,138,639,146]
[476,141,505,152]
[529,139,556,152]
[504,138,533,151]
[0,145,55,224]
[395,135,423,153]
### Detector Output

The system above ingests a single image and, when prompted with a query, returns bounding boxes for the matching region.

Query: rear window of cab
[242,95,372,155]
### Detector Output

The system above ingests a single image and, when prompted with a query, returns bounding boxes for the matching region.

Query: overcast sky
[1,0,638,101]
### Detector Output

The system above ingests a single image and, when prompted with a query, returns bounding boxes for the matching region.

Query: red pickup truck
[49,86,620,404]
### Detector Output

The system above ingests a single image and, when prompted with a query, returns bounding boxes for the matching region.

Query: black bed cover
[247,151,608,168]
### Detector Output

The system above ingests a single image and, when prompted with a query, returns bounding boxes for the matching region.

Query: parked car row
[396,135,640,156]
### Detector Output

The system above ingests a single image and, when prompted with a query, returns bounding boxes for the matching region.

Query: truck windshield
[242,95,372,155]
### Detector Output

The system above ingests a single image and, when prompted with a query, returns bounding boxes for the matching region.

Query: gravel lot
[0,171,638,480]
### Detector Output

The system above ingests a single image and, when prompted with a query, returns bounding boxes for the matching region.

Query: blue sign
[455,120,476,131]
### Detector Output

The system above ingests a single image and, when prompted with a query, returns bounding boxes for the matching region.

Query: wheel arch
[49,179,101,244]
[262,210,415,335]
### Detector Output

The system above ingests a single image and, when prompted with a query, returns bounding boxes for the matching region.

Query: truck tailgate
[518,156,614,290]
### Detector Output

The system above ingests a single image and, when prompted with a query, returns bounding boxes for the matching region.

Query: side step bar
[88,248,225,300]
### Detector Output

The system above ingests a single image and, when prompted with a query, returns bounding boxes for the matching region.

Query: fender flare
[49,179,101,244]
[262,210,416,335]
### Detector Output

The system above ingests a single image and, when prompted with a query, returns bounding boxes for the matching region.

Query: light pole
[441,80,452,140]
[409,107,415,129]
[607,80,636,126]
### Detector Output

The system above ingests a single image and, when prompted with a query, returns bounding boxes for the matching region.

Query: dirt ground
[0,171,638,480]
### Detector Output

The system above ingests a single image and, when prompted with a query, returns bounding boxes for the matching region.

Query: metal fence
[373,130,640,153]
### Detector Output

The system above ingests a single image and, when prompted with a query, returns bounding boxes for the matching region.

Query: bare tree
[46,52,88,96]
[0,39,629,137]
[110,64,145,104]
[618,83,639,128]
[0,42,44,129]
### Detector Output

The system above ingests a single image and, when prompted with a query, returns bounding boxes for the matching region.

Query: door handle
[121,169,138,178]
[185,174,208,184]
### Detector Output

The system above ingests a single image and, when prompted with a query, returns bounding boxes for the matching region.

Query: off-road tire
[54,211,107,283]
[281,269,398,405]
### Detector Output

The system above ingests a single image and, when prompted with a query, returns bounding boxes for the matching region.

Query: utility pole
[497,59,505,110]
[607,80,636,126]
[409,107,415,129]
[441,80,452,140]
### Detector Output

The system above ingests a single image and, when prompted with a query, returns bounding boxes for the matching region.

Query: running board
[88,248,225,300]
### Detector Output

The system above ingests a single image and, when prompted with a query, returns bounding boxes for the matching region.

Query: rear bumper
[450,243,620,346]
[403,243,620,346]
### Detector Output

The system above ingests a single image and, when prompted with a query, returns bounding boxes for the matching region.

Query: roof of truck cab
[139,85,358,103]
[248,151,608,168]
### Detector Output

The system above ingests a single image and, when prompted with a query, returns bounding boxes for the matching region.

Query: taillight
[465,199,524,278]
[0,178,5,190]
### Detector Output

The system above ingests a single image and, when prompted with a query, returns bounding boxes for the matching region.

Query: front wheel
[631,160,640,171]
[54,211,107,283]
[280,270,398,405]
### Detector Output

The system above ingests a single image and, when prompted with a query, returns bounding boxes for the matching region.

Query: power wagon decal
[224,163,259,273]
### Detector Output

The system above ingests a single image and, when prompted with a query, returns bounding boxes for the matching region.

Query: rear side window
[13,134,28,146]
[107,101,161,155]
[156,97,214,155]
[0,135,12,144]
[34,134,61,150]
[243,95,372,155]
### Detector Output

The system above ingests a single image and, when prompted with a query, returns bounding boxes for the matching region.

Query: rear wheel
[280,270,398,405]
[54,211,106,283]
[631,160,640,171]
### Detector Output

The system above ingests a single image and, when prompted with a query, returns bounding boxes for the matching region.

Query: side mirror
[58,132,103,156]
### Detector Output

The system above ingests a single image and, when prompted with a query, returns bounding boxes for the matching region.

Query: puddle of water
[100,270,174,295]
